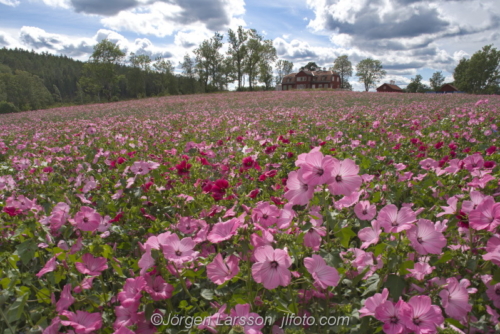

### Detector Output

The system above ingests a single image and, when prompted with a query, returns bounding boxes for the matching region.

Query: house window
[318,84,323,88]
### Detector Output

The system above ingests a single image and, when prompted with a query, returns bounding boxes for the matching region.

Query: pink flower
[114,305,139,329]
[463,153,484,171]
[439,277,472,321]
[328,158,362,196]
[138,244,155,276]
[374,300,410,334]
[304,254,339,289]
[36,253,60,278]
[407,262,434,281]
[118,277,146,307]
[252,202,281,227]
[207,253,240,285]
[60,310,103,333]
[252,246,292,290]
[303,211,326,251]
[469,197,500,231]
[229,304,264,334]
[483,236,500,265]
[377,204,416,233]
[358,220,382,249]
[284,170,314,206]
[419,158,438,170]
[401,295,444,333]
[198,304,229,333]
[74,206,102,232]
[436,196,458,217]
[75,253,108,276]
[334,191,361,210]
[407,219,447,255]
[161,234,199,265]
[207,218,241,243]
[354,201,377,221]
[144,274,174,301]
[56,284,75,312]
[131,161,160,175]
[359,288,389,317]
[296,150,335,186]
[486,282,500,308]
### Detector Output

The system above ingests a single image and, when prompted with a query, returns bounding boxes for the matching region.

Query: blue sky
[0,0,499,91]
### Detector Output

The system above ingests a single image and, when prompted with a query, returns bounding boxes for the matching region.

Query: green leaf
[432,251,453,265]
[111,261,126,278]
[36,288,51,304]
[201,289,214,300]
[493,269,500,283]
[339,227,356,248]
[6,294,28,323]
[399,260,414,275]
[16,239,37,265]
[374,243,387,256]
[385,274,406,300]
[372,191,381,203]
[445,318,465,329]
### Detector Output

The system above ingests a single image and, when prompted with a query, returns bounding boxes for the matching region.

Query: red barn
[440,84,459,93]
[377,83,403,93]
[281,70,341,90]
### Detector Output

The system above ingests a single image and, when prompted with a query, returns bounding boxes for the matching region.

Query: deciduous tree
[454,44,500,94]
[429,71,445,92]
[356,58,386,92]
[275,60,293,86]
[332,55,353,89]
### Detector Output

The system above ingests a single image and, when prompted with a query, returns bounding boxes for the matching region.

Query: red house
[440,84,459,93]
[377,83,403,93]
[281,70,342,90]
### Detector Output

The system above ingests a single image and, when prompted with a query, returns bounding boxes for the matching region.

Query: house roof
[282,70,339,84]
[378,83,403,91]
[441,84,458,91]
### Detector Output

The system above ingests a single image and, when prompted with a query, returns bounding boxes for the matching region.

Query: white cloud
[0,0,20,7]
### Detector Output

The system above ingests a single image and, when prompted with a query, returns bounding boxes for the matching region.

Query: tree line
[1,34,498,113]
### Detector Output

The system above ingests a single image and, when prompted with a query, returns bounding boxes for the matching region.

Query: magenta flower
[401,295,444,333]
[304,255,339,289]
[161,234,199,265]
[377,204,416,233]
[284,170,314,206]
[198,304,229,333]
[56,284,75,313]
[374,300,410,334]
[327,158,362,196]
[359,288,389,317]
[354,200,377,221]
[486,282,500,308]
[436,196,458,217]
[207,218,241,243]
[207,253,240,285]
[439,277,472,321]
[296,150,335,186]
[74,206,102,232]
[75,253,108,276]
[419,158,438,170]
[131,161,160,175]
[407,219,447,255]
[358,220,381,249]
[144,274,174,301]
[60,310,103,333]
[138,244,155,276]
[229,304,264,334]
[114,305,139,330]
[252,246,292,290]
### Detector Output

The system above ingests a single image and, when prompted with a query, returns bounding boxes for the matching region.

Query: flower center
[335,175,342,182]
[362,210,367,215]
[391,221,398,226]
[302,184,308,191]
[138,168,143,172]
[417,237,423,244]
[316,168,324,176]
[495,288,500,295]
[390,316,399,324]
[83,217,89,223]
[413,318,421,326]
[270,261,279,268]
[262,214,269,219]
[175,250,182,256]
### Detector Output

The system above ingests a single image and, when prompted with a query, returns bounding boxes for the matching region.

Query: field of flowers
[0,90,499,334]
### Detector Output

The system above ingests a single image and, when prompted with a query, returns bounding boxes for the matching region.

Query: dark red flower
[484,161,496,169]
[175,160,192,176]
[110,212,123,223]
[486,146,497,155]
[434,142,444,149]
[287,152,294,158]
[248,189,260,198]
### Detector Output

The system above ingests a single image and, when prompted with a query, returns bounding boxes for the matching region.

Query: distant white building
[275,84,282,91]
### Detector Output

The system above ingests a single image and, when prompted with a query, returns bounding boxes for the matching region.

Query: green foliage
[406,74,430,93]
[0,70,53,110]
[275,59,294,86]
[333,55,353,89]
[430,71,445,91]
[355,58,386,91]
[0,101,19,114]
[453,44,500,94]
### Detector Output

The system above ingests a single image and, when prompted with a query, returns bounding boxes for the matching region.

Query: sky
[0,0,499,91]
